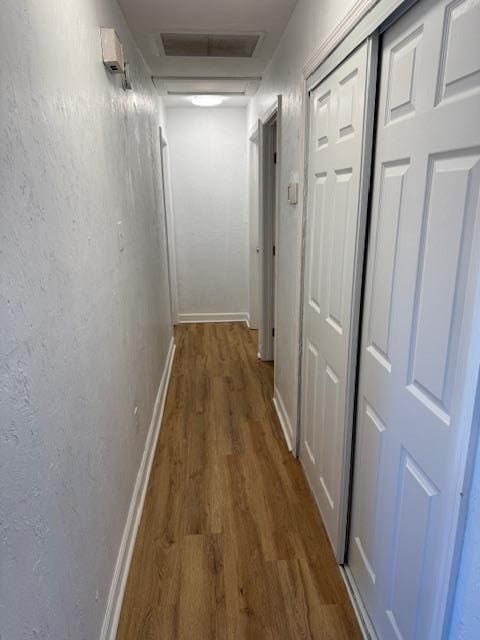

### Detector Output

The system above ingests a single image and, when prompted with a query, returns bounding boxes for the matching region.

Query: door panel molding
[299,37,378,562]
[347,0,480,637]
[305,0,418,92]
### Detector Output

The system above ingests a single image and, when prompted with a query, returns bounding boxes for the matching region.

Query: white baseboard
[100,336,176,640]
[273,386,293,452]
[177,312,249,324]
[340,566,377,640]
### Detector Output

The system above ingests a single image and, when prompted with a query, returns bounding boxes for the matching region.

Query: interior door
[300,39,376,559]
[348,0,480,637]
[272,121,277,355]
[258,112,278,361]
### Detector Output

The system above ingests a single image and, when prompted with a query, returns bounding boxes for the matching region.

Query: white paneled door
[300,40,376,560]
[348,0,480,637]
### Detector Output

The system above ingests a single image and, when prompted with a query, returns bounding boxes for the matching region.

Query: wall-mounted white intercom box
[100,28,124,74]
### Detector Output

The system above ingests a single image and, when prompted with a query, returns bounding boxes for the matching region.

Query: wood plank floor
[117,323,361,640]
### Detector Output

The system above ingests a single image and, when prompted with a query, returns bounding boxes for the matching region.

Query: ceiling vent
[160,33,261,58]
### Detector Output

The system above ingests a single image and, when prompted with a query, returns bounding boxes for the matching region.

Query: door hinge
[272,327,275,338]
[274,151,277,164]
[273,245,276,256]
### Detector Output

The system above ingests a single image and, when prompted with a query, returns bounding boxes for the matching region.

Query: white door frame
[258,96,282,361]
[248,123,260,330]
[158,126,179,324]
[296,0,480,636]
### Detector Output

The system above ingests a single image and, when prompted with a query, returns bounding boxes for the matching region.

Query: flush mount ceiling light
[190,95,224,107]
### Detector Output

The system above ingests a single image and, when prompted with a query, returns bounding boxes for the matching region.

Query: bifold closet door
[300,39,375,560]
[348,0,480,637]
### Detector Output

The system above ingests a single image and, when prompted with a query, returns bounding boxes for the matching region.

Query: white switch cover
[288,182,298,205]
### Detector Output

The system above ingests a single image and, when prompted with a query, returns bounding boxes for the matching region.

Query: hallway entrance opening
[258,104,280,362]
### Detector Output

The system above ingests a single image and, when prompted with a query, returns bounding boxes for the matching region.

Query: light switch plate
[288,182,299,205]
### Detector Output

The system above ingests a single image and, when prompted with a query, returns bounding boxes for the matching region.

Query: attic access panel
[160,33,261,57]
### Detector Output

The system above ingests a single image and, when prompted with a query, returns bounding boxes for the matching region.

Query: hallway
[2,0,480,637]
[117,323,361,639]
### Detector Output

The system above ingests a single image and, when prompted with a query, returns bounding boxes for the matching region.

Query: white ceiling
[118,0,298,99]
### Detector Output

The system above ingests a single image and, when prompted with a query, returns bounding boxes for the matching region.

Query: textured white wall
[246,0,356,435]
[166,107,249,319]
[0,0,172,638]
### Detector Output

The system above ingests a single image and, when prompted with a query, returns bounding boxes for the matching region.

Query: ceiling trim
[302,0,378,78]
[167,91,246,95]
[152,75,262,81]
